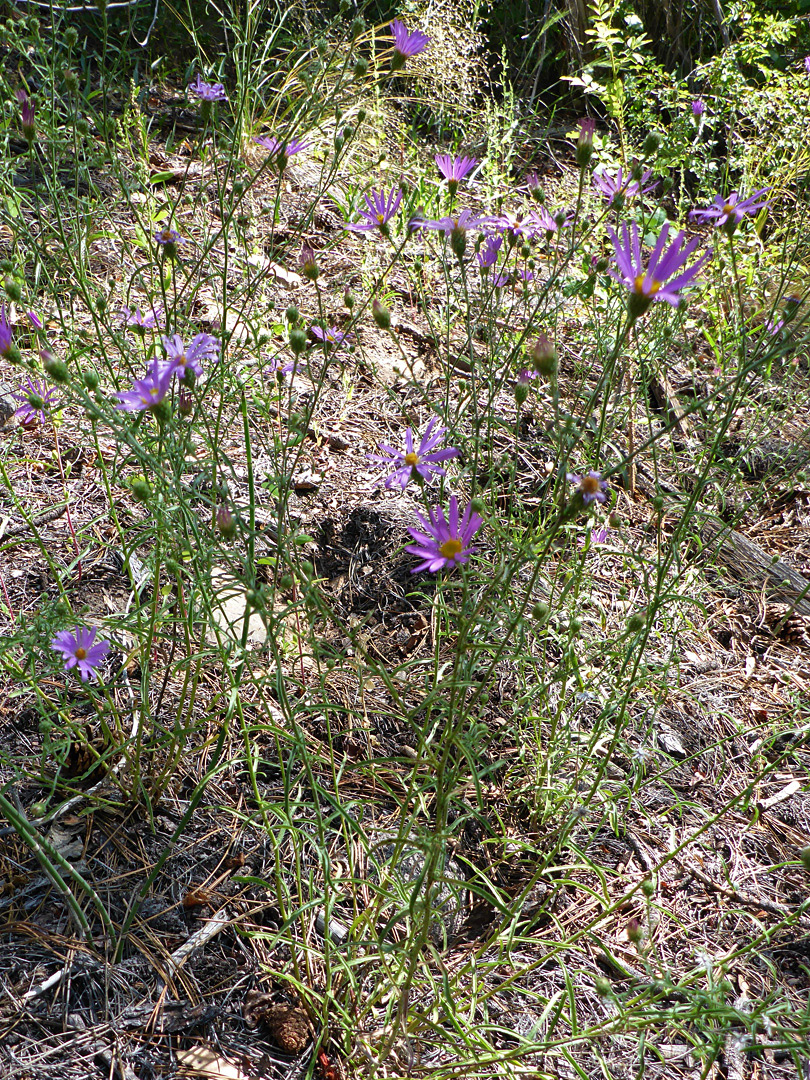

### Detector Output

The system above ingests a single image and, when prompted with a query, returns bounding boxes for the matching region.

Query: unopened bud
[82,369,99,391]
[627,918,643,944]
[344,290,355,309]
[515,381,529,405]
[642,131,661,157]
[576,118,595,170]
[300,243,319,281]
[129,477,152,502]
[353,57,368,78]
[372,299,390,330]
[350,16,364,39]
[450,225,467,259]
[289,327,308,355]
[42,351,69,382]
[285,305,299,324]
[800,847,810,873]
[531,334,558,376]
[217,504,237,538]
[4,277,21,302]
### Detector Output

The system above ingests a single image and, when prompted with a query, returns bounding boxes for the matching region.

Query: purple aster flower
[0,304,14,357]
[593,166,657,206]
[115,357,174,412]
[525,171,544,199]
[492,269,513,288]
[121,305,163,331]
[311,325,352,346]
[390,19,430,70]
[689,188,771,230]
[804,56,810,75]
[16,88,35,140]
[254,134,310,169]
[406,495,482,573]
[487,210,542,244]
[692,99,705,117]
[51,626,110,682]
[345,187,403,233]
[533,206,568,235]
[476,236,502,269]
[765,316,785,336]
[370,416,459,490]
[567,470,608,505]
[155,227,184,248]
[188,74,228,102]
[435,154,478,186]
[161,333,220,381]
[515,268,534,283]
[12,376,58,428]
[416,208,489,234]
[266,354,297,377]
[607,222,711,317]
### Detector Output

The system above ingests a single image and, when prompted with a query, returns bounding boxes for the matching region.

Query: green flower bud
[594,976,613,998]
[372,299,390,330]
[285,304,299,324]
[350,16,364,39]
[63,68,79,94]
[530,334,558,376]
[520,244,531,259]
[42,352,69,382]
[627,612,646,634]
[627,917,643,944]
[470,497,485,515]
[289,327,308,355]
[515,381,529,405]
[344,290,354,309]
[82,369,99,391]
[334,134,344,152]
[64,26,79,47]
[642,131,661,157]
[129,476,152,502]
[343,124,354,141]
[4,277,21,302]
[357,107,367,123]
[800,847,810,873]
[354,57,369,79]
[531,601,549,621]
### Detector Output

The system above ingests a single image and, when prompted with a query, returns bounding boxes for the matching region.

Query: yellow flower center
[376,213,385,224]
[633,274,660,296]
[581,475,601,495]
[404,452,419,467]
[75,647,87,660]
[723,202,734,215]
[439,538,463,560]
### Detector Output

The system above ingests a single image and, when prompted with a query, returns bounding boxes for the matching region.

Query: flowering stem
[50,416,82,580]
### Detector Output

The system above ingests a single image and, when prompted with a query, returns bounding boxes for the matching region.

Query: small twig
[675,857,810,930]
[0,503,67,540]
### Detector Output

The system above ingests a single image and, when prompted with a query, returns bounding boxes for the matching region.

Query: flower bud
[129,477,152,502]
[531,334,558,376]
[642,131,661,158]
[344,290,355,309]
[531,601,549,621]
[800,847,810,873]
[4,277,21,302]
[300,243,319,281]
[82,369,99,391]
[42,351,69,382]
[63,67,79,93]
[627,612,646,634]
[372,299,390,330]
[334,134,344,152]
[576,118,595,170]
[285,305,299,324]
[350,16,364,39]
[515,381,529,405]
[217,503,237,538]
[627,918,643,944]
[343,124,355,141]
[178,386,193,416]
[357,108,367,123]
[520,243,530,259]
[470,497,485,515]
[450,225,467,259]
[289,327,308,355]
[593,976,613,998]
[65,26,78,46]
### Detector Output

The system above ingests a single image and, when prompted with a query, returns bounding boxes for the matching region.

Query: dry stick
[0,503,67,539]
[674,856,810,930]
